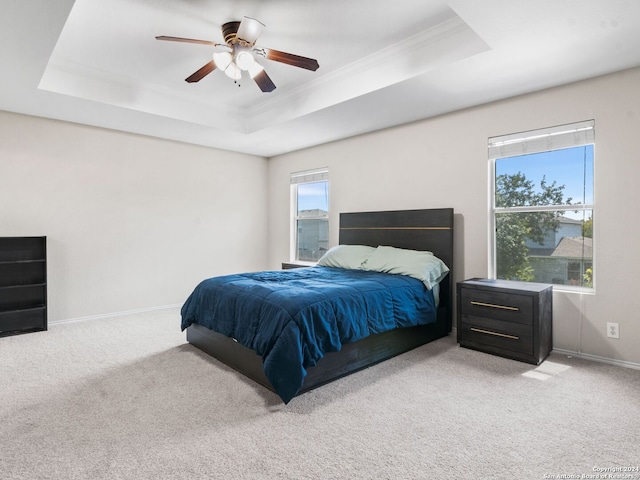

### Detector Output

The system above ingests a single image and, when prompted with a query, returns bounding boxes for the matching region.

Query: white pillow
[317,244,376,270]
[362,245,449,289]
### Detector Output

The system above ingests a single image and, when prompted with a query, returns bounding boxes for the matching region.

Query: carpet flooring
[1,308,639,479]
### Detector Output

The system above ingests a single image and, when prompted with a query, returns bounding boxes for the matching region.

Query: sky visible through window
[297,181,329,212]
[495,145,594,219]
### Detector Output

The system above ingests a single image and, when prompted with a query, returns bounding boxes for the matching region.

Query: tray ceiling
[2,1,640,157]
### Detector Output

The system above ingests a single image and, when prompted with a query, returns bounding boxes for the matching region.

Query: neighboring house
[524,216,583,251]
[527,217,593,285]
[297,209,329,261]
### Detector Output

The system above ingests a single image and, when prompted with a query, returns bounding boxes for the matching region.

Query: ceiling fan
[156,16,319,92]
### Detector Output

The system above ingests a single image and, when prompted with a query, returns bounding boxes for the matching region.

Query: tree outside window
[490,122,594,289]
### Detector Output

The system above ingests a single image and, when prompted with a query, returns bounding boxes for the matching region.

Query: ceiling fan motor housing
[222,21,243,46]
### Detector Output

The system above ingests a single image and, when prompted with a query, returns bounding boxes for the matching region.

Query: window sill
[550,285,595,295]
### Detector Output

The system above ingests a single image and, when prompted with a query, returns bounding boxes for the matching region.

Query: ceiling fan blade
[253,69,276,92]
[155,36,225,47]
[185,61,217,83]
[260,48,319,71]
[236,17,265,45]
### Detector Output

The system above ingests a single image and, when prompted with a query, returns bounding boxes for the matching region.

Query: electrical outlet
[607,322,620,339]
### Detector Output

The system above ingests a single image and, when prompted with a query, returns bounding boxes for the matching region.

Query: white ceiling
[2,0,640,157]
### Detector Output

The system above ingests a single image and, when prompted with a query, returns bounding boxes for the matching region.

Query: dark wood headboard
[338,208,454,331]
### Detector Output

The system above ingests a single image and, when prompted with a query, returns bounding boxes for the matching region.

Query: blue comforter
[181,266,437,403]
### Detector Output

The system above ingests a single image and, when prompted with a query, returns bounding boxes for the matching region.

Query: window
[489,120,594,290]
[291,168,329,262]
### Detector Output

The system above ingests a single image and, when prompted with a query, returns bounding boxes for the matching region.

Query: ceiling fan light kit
[235,49,255,70]
[235,17,264,45]
[212,51,231,69]
[156,16,319,93]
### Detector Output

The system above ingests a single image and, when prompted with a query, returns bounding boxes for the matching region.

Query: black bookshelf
[0,237,47,337]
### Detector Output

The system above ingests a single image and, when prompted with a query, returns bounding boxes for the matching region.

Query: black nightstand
[281,262,313,270]
[457,278,552,365]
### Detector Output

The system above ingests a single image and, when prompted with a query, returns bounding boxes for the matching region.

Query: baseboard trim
[49,317,640,371]
[50,304,182,326]
[552,348,640,371]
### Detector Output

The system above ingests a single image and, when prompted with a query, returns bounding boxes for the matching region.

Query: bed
[182,208,454,403]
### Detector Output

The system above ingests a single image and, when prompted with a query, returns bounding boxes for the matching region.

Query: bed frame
[186,208,454,399]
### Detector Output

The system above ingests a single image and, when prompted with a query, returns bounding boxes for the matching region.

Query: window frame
[290,168,329,264]
[488,121,595,293]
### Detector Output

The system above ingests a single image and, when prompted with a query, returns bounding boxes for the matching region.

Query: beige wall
[0,111,268,321]
[3,67,639,366]
[267,67,640,366]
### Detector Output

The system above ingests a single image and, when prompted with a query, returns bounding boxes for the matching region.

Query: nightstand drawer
[460,317,533,355]
[460,288,533,325]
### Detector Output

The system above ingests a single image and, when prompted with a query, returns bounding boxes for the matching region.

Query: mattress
[181,266,438,402]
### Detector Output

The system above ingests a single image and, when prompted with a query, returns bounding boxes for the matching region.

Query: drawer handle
[470,301,519,312]
[470,327,519,340]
